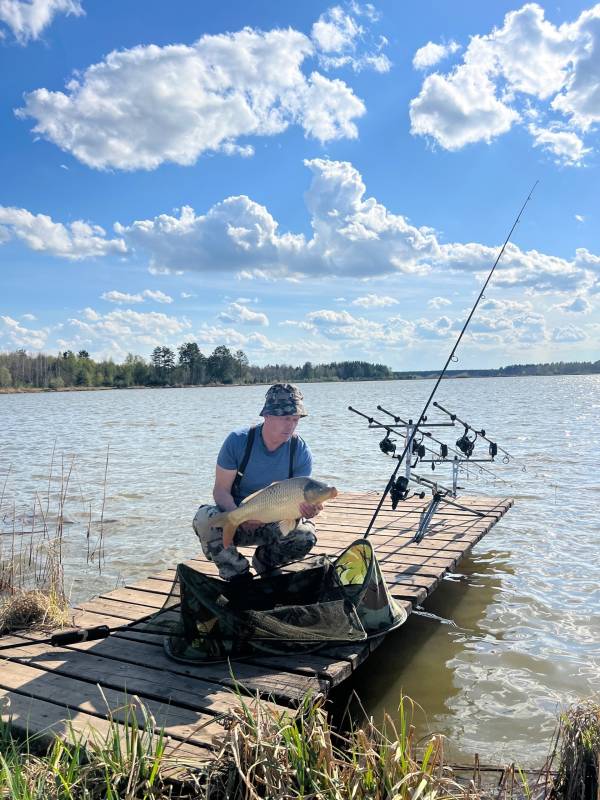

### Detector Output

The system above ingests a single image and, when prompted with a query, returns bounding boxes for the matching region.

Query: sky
[1,0,599,371]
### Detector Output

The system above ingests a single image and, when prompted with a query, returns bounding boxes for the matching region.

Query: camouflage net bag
[145,539,407,663]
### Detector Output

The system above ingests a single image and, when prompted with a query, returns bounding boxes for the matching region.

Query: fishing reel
[390,476,409,509]
[456,426,477,457]
[379,433,396,456]
[411,435,426,460]
[389,476,426,509]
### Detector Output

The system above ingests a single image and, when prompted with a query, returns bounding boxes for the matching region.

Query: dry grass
[0,587,69,634]
[553,700,600,800]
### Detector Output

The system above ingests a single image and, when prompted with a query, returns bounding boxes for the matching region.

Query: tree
[151,346,175,384]
[0,366,12,388]
[125,353,149,385]
[207,345,236,384]
[234,349,249,383]
[78,350,90,359]
[178,341,204,385]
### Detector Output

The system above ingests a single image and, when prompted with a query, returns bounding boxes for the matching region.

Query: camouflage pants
[192,504,317,581]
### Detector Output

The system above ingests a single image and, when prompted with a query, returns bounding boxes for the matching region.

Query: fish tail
[209,511,238,549]
[222,522,237,549]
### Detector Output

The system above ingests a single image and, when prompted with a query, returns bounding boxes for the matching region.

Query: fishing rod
[0,624,112,652]
[362,181,538,538]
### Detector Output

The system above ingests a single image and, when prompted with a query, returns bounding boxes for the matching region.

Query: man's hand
[239,520,263,534]
[299,502,323,520]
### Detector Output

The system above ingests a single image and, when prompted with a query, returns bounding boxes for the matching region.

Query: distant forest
[0,345,598,390]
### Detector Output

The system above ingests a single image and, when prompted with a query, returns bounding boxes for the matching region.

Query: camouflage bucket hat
[260,383,308,417]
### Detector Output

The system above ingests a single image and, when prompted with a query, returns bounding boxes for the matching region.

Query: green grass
[0,703,200,800]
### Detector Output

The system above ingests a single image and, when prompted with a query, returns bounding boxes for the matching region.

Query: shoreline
[0,370,598,395]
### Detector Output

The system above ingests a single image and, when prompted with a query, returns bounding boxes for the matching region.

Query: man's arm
[213,465,263,533]
[213,465,238,512]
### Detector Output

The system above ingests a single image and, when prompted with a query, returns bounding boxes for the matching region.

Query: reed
[0,446,107,635]
[553,700,600,800]
[223,692,547,800]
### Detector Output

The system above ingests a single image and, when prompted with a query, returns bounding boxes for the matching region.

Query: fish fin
[240,480,284,505]
[278,519,296,535]
[222,522,237,549]
[239,487,264,505]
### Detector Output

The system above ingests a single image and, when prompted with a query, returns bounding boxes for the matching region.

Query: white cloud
[413,40,460,70]
[8,159,600,302]
[528,124,591,166]
[102,290,144,304]
[115,157,600,295]
[220,143,255,158]
[101,288,173,305]
[575,214,585,222]
[428,296,452,308]
[552,325,587,342]
[552,296,592,314]
[196,324,275,351]
[312,4,390,73]
[0,205,126,259]
[312,6,360,53]
[410,60,519,150]
[21,312,37,320]
[180,291,195,299]
[66,308,192,359]
[143,289,173,304]
[17,26,365,171]
[217,302,269,326]
[0,315,48,349]
[409,3,600,165]
[0,0,83,43]
[352,293,399,308]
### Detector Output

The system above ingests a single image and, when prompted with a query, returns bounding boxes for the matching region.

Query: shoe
[252,552,282,577]
[227,570,253,586]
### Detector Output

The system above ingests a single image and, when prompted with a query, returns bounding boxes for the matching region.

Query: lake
[1,375,599,766]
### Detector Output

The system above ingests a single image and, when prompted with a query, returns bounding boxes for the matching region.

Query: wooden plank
[0,659,225,748]
[0,687,210,770]
[0,636,286,717]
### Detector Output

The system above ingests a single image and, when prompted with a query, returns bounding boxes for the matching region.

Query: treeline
[395,360,600,380]
[0,345,393,390]
[1,348,597,391]
[496,360,600,376]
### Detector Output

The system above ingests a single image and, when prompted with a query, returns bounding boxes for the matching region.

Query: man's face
[263,414,300,445]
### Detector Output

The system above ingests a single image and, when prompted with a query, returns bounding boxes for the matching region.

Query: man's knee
[192,505,223,556]
[282,521,317,556]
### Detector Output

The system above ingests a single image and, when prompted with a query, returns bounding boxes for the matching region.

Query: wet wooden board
[1,491,512,768]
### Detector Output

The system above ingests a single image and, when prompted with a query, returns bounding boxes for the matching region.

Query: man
[193,383,321,581]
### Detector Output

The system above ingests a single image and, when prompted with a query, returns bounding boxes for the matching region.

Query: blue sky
[1,0,599,370]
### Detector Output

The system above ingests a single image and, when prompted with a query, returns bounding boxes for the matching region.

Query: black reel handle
[50,625,111,647]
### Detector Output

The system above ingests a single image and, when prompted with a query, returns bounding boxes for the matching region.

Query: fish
[211,477,338,548]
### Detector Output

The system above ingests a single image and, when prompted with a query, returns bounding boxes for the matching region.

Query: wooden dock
[0,491,512,770]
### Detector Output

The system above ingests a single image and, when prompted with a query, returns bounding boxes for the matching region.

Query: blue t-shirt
[217,424,313,504]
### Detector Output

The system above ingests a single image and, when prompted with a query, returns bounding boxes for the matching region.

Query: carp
[212,477,338,548]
